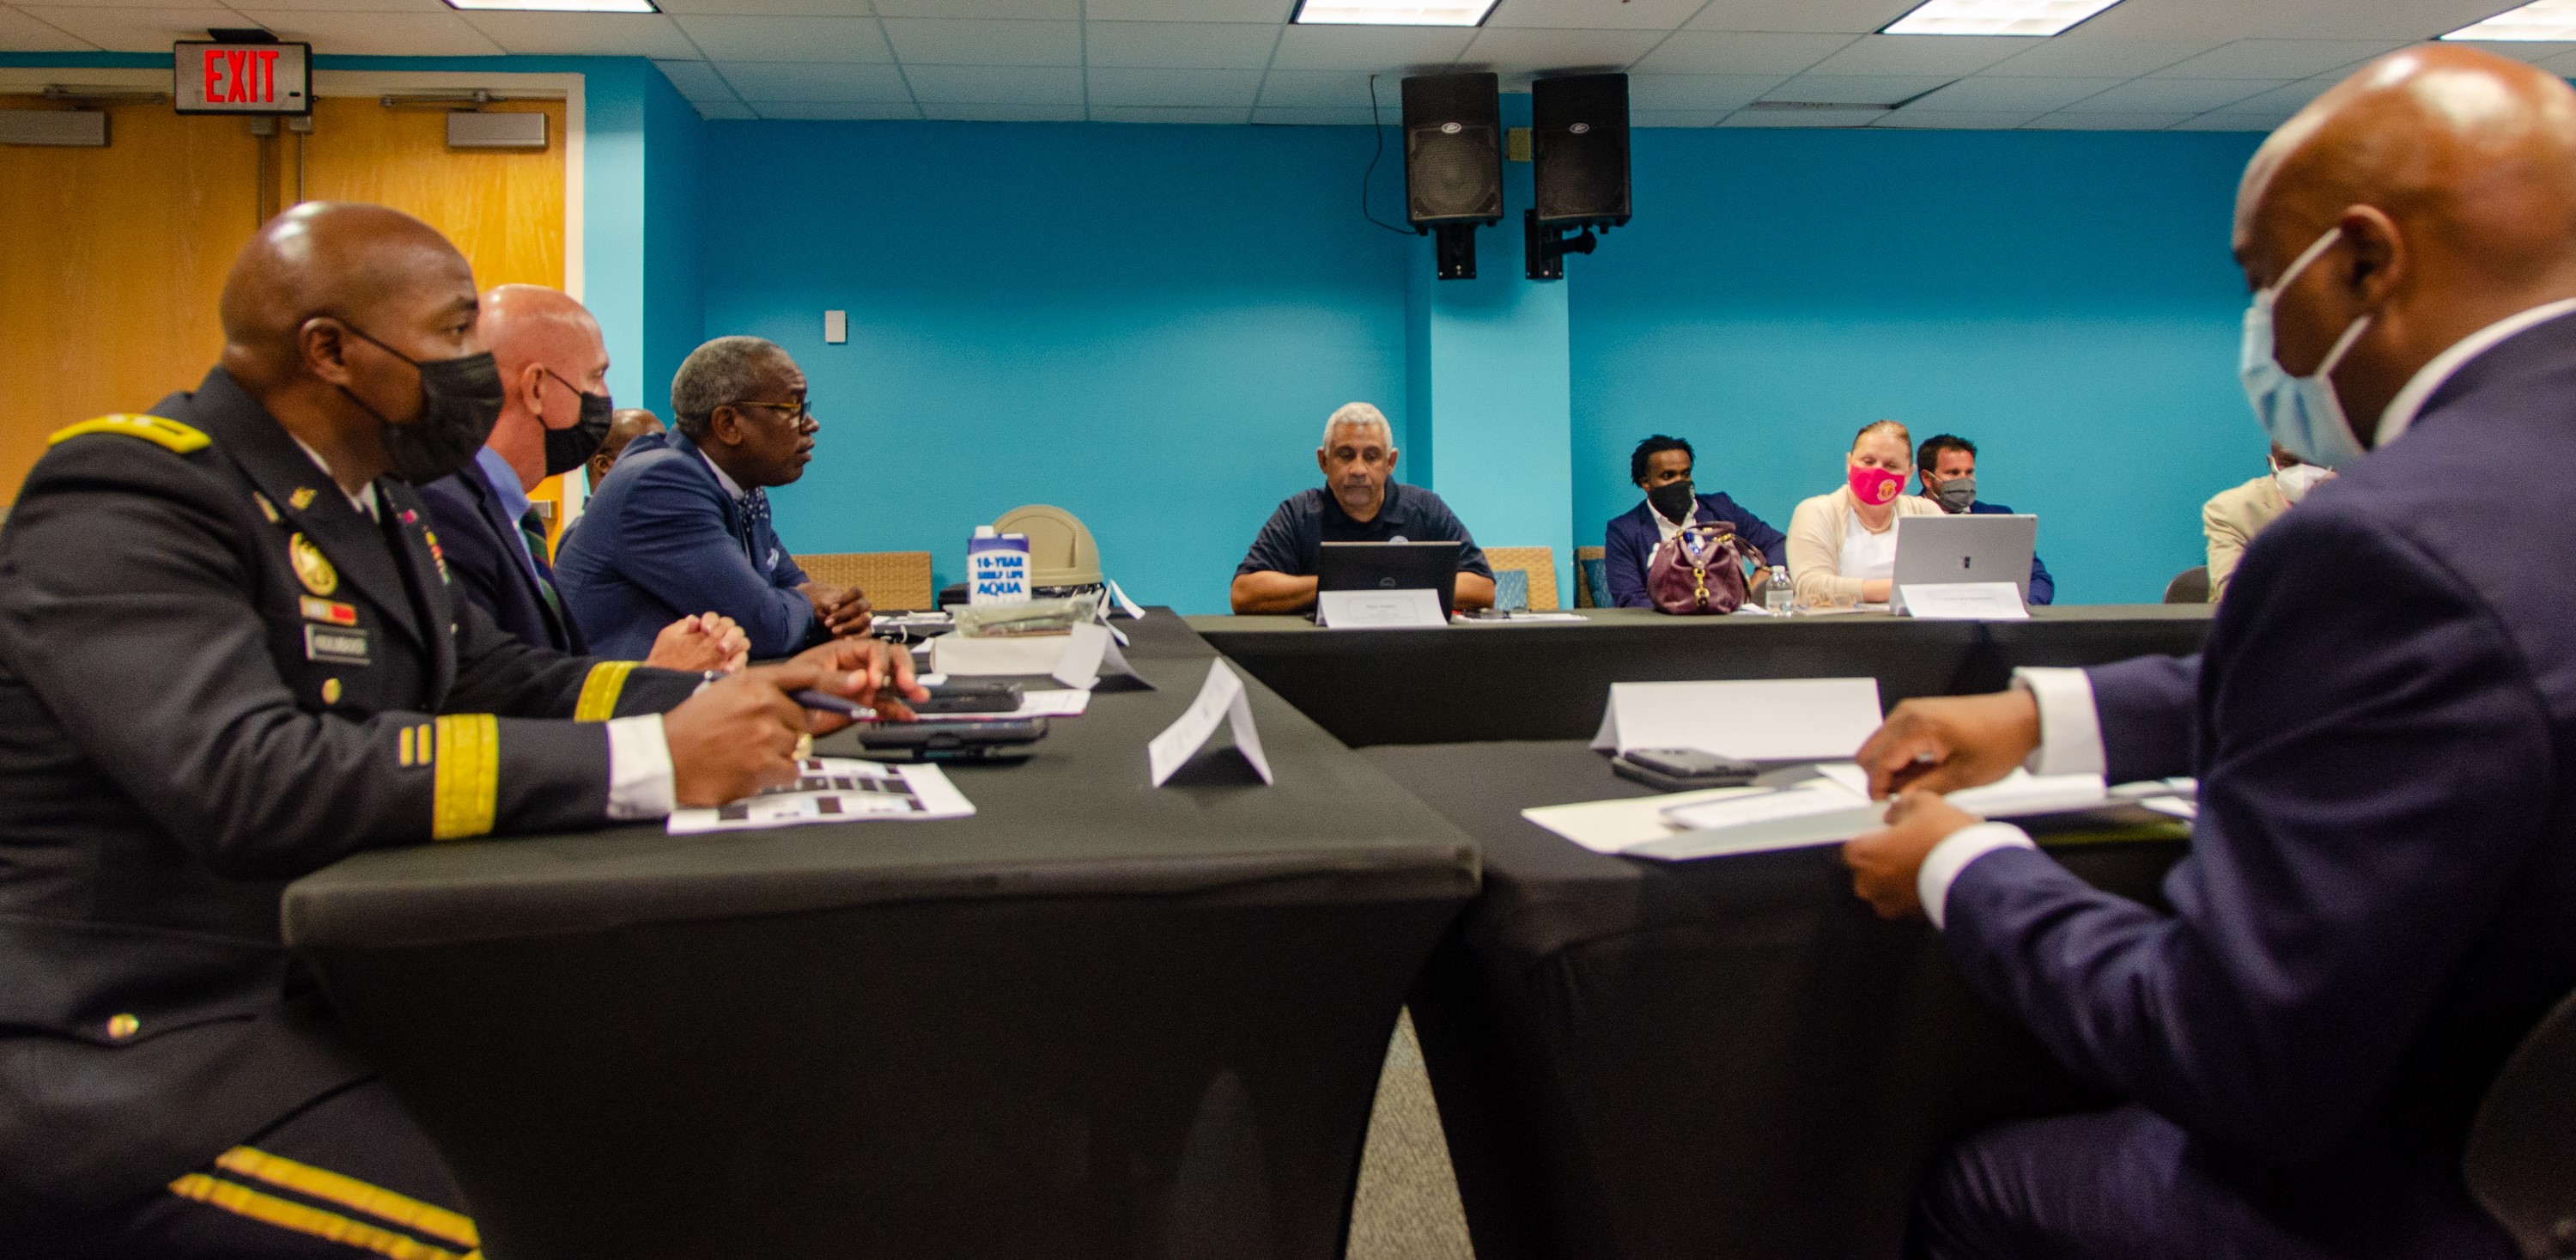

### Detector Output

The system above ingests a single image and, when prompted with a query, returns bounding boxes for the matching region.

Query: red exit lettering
[199,46,283,104]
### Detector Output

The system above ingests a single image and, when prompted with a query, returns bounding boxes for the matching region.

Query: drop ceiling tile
[462,12,696,57]
[2148,38,2406,79]
[2172,111,2288,131]
[881,16,1075,64]
[1874,109,2043,129]
[2454,40,2576,66]
[655,58,736,97]
[1685,0,1913,33]
[0,6,95,48]
[1455,25,1664,70]
[873,0,1073,16]
[1632,31,1856,76]
[718,59,911,100]
[1255,68,1379,107]
[750,99,921,118]
[1905,75,2118,111]
[658,0,876,15]
[1091,104,1249,123]
[1486,0,1705,31]
[1268,23,1474,70]
[2222,76,2336,114]
[1976,35,2215,77]
[2022,110,2190,130]
[672,15,892,61]
[1718,106,1886,126]
[238,9,507,54]
[1761,73,1952,105]
[694,100,758,118]
[1087,65,1262,107]
[1088,0,1286,20]
[2082,0,2491,41]
[1801,33,2028,76]
[216,0,445,13]
[2062,76,2281,112]
[1627,72,1783,110]
[902,62,1080,102]
[21,6,257,51]
[1250,104,1375,124]
[922,101,1086,119]
[1084,20,1276,69]
[1629,108,1728,125]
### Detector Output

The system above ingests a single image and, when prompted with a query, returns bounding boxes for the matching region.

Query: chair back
[2465,983,2576,1258]
[2162,566,2210,605]
[1575,545,1606,609]
[1482,546,1558,612]
[793,551,935,612]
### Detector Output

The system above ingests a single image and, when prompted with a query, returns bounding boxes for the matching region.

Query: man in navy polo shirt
[1230,402,1494,614]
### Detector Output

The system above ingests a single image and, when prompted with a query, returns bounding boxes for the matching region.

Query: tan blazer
[2202,474,2290,602]
[1785,485,1947,606]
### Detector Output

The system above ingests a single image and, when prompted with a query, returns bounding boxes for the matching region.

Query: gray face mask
[1930,475,1977,514]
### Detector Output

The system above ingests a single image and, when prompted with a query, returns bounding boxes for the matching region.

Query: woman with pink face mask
[1784,419,1945,607]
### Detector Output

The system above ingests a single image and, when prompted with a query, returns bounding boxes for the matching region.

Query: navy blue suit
[1966,499,2056,606]
[554,429,816,660]
[1601,491,1788,610]
[1917,315,2576,1258]
[416,459,580,653]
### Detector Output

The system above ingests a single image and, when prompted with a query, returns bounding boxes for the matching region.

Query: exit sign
[173,40,312,115]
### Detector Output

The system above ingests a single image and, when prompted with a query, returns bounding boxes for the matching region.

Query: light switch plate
[823,310,848,344]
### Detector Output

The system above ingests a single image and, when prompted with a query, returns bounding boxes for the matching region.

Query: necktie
[519,506,564,620]
[735,488,771,565]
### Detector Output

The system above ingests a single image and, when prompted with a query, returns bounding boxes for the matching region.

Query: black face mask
[335,323,504,485]
[539,368,615,477]
[1647,478,1697,523]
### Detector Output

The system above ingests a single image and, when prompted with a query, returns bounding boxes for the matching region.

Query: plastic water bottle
[1764,565,1795,615]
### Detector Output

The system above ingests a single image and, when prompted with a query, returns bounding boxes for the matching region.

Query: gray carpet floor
[1345,1008,1476,1260]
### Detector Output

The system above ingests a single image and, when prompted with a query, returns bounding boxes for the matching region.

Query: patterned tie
[519,506,564,620]
[734,488,771,565]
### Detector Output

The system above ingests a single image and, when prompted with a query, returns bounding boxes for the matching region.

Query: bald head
[588,408,665,492]
[481,284,611,491]
[2233,46,2576,443]
[219,203,477,387]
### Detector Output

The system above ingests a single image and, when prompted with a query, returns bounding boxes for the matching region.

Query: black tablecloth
[282,612,1479,1260]
[1191,606,2213,746]
[1364,740,2188,1260]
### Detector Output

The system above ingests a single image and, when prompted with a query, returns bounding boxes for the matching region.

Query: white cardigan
[1785,485,1946,606]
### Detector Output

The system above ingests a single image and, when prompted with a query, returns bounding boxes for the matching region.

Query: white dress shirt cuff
[2013,666,2106,777]
[1919,822,2037,930]
[605,714,677,821]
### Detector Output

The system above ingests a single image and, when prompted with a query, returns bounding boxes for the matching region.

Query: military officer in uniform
[0,202,926,1257]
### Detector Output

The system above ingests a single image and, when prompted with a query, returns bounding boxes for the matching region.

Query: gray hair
[671,336,789,439]
[1321,401,1393,448]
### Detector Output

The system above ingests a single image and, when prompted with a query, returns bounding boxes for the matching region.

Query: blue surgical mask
[2240,227,2373,469]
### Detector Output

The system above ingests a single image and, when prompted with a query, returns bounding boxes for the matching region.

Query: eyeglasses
[727,399,815,426]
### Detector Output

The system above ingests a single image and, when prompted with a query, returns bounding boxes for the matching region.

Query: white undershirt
[1653,501,1699,545]
[1838,508,1899,583]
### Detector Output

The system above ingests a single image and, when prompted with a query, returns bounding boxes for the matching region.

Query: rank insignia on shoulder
[288,533,337,596]
[252,492,281,523]
[299,595,358,626]
[47,413,210,453]
[289,488,319,511]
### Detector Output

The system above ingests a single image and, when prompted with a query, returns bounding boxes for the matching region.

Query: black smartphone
[911,680,1023,715]
[1612,747,1760,793]
[856,717,1048,763]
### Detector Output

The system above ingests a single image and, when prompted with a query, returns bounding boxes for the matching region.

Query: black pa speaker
[1532,73,1630,227]
[1401,72,1503,226]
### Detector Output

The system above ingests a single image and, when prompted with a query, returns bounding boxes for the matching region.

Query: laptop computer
[1891,514,2037,612]
[1316,541,1463,617]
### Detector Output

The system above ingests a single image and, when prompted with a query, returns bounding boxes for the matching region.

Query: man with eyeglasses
[556,335,873,659]
[418,285,748,670]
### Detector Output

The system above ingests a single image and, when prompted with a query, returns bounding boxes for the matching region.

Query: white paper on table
[2140,795,2197,819]
[1108,580,1146,620]
[1522,783,1777,855]
[1451,611,1588,624]
[667,758,973,834]
[1053,622,1111,689]
[1147,659,1273,787]
[1899,581,2028,620]
[1318,588,1445,629]
[1010,689,1093,718]
[1809,763,2108,818]
[1589,678,1883,761]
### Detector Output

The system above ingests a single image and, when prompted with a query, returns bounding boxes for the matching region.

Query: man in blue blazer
[419,286,742,669]
[1844,48,2576,1259]
[556,336,872,660]
[1602,435,1788,609]
[1916,434,2055,606]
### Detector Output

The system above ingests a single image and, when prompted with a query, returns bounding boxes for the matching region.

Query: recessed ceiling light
[2442,0,2576,41]
[441,0,659,12]
[1881,0,2126,37]
[1291,0,1498,27]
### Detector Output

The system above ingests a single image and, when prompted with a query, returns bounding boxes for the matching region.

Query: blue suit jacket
[1966,499,2056,606]
[416,459,580,654]
[554,429,815,660]
[1941,313,2576,1252]
[1602,492,1789,610]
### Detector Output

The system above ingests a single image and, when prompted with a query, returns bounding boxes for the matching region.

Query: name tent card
[1590,678,1884,762]
[1899,582,2028,621]
[1148,660,1273,788]
[1317,588,1444,630]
